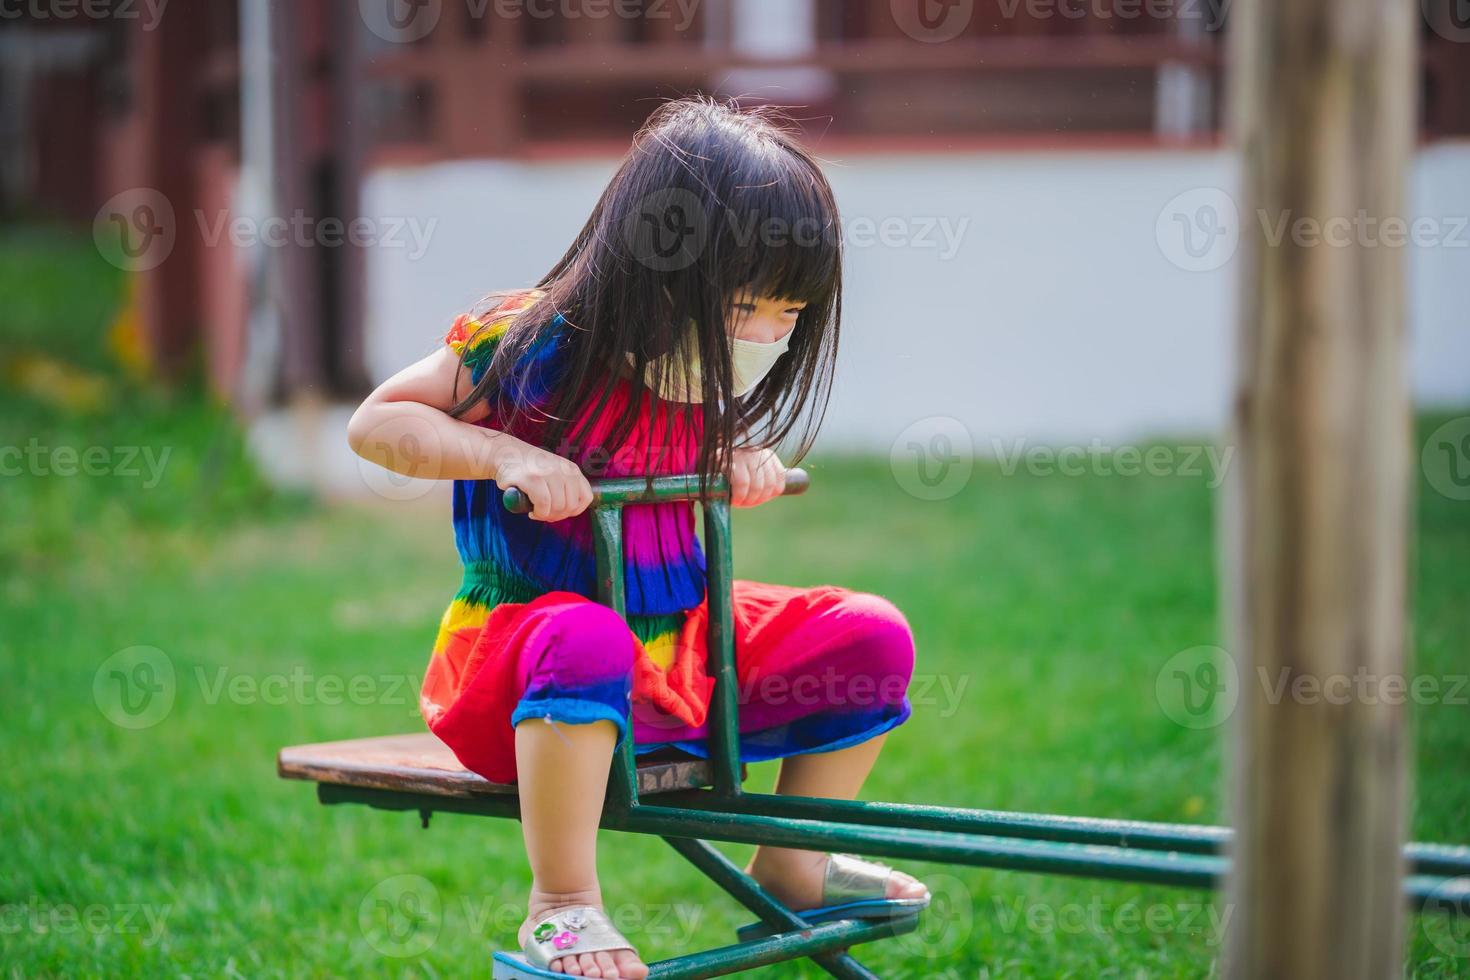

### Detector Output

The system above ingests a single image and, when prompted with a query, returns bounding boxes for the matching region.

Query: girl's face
[727,290,808,344]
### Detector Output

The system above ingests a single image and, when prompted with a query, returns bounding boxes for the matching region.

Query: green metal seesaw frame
[283,469,1470,978]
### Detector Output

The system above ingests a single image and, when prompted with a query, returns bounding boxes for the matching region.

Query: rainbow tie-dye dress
[419,290,916,785]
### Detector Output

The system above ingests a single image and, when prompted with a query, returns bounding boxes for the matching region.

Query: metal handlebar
[502,467,811,515]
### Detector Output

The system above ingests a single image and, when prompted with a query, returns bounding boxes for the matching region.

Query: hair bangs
[721,148,841,307]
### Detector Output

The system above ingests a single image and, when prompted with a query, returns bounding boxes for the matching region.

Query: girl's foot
[516,887,648,979]
[744,850,929,912]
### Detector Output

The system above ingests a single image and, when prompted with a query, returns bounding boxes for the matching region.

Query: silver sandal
[735,852,931,941]
[492,905,640,979]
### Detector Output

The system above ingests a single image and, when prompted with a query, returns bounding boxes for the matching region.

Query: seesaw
[280,469,1470,978]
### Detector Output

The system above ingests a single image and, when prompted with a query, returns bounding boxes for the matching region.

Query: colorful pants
[421,580,916,784]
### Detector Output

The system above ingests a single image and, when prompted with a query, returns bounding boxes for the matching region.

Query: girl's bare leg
[743,734,929,908]
[515,718,648,979]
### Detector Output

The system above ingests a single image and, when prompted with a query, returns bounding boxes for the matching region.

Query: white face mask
[628,323,791,402]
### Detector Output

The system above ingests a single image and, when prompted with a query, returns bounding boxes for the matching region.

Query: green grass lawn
[2,230,1467,978]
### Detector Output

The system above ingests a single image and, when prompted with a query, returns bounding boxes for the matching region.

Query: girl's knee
[840,591,913,641]
[529,602,636,678]
[837,591,916,678]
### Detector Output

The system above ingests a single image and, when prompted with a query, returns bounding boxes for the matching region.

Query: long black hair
[448,96,843,489]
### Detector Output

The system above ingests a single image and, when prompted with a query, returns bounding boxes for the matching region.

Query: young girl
[349,97,928,979]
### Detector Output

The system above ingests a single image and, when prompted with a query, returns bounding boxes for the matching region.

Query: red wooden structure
[6,0,1467,401]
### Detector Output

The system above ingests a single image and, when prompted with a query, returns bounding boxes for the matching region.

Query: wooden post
[133,3,206,378]
[272,0,321,397]
[1224,0,1416,977]
[326,0,373,396]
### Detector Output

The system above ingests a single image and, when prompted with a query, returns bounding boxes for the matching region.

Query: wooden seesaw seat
[277,732,736,799]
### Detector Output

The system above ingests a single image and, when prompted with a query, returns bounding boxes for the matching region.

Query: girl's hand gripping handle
[503,468,811,515]
[491,444,595,523]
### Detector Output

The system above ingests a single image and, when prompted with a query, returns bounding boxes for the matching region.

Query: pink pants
[422,581,916,784]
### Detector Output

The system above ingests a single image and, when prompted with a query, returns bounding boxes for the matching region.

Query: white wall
[362,145,1469,454]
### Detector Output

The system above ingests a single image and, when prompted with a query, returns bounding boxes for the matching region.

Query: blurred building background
[4,0,1468,491]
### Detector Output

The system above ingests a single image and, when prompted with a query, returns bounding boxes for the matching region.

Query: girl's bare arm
[346,347,593,521]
